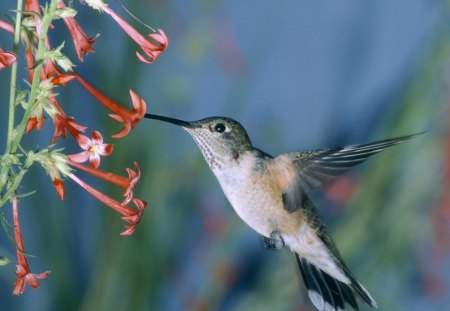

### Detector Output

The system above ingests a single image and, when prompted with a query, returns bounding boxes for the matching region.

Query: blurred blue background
[0,0,449,310]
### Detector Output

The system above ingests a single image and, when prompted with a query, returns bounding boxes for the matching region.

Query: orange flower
[12,198,50,295]
[71,71,147,138]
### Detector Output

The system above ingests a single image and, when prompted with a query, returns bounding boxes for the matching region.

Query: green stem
[10,0,59,154]
[0,162,32,208]
[5,0,24,154]
[0,0,58,205]
[0,0,24,198]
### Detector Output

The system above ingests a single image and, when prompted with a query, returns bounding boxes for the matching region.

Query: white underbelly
[213,167,278,237]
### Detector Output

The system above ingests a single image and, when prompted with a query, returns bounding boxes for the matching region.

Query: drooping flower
[70,71,147,138]
[58,0,99,61]
[69,131,113,168]
[51,113,87,143]
[101,6,168,63]
[121,198,146,235]
[68,160,142,204]
[0,48,17,70]
[67,173,146,235]
[25,115,45,133]
[12,198,50,295]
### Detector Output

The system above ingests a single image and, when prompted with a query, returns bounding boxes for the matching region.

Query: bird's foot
[261,230,285,249]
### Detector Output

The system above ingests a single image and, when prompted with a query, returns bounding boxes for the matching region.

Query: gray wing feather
[282,133,422,213]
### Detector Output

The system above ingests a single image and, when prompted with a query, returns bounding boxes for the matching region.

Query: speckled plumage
[145,113,421,311]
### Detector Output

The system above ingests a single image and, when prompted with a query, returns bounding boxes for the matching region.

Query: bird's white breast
[212,153,280,237]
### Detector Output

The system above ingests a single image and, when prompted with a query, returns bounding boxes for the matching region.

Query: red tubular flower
[102,6,168,63]
[52,113,87,143]
[108,90,147,138]
[69,131,113,168]
[25,115,45,133]
[71,71,147,138]
[68,160,142,204]
[0,48,17,70]
[12,198,50,295]
[25,0,40,15]
[25,48,35,82]
[121,198,146,235]
[0,19,14,33]
[58,0,98,61]
[67,173,146,235]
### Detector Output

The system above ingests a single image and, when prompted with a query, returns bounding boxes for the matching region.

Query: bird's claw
[261,230,285,249]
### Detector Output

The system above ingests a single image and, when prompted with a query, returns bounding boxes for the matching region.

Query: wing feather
[280,133,421,212]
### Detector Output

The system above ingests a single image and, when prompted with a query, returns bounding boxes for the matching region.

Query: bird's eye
[214,123,226,133]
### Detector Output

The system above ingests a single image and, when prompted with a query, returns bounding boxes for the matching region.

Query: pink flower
[0,48,17,70]
[102,6,168,63]
[69,131,113,168]
[12,198,50,295]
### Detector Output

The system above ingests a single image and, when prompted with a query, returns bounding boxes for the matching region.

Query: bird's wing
[277,133,421,213]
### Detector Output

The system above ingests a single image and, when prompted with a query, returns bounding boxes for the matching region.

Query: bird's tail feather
[295,254,377,311]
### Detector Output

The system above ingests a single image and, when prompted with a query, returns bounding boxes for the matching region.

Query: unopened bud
[55,7,77,19]
[83,0,107,12]
[44,42,75,72]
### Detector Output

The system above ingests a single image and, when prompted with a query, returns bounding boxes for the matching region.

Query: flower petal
[76,134,91,150]
[98,143,114,156]
[0,48,17,70]
[12,278,26,296]
[89,153,101,168]
[68,151,90,163]
[91,130,103,144]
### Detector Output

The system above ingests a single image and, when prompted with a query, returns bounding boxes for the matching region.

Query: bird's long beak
[144,114,197,128]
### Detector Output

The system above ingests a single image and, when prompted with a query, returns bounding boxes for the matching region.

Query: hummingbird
[145,113,420,311]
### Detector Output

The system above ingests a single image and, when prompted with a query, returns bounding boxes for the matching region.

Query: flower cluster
[0,0,167,295]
